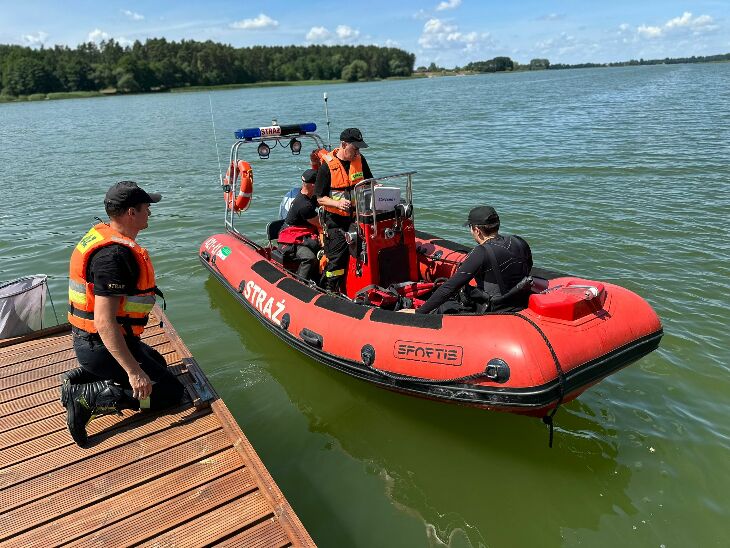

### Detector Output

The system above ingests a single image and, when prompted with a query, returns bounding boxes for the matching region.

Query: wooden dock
[0,307,314,547]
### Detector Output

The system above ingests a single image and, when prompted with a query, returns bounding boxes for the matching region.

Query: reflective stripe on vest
[123,295,156,314]
[68,279,87,306]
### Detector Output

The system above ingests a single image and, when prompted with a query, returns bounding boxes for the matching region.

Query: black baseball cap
[301,168,317,184]
[104,181,162,209]
[340,127,368,149]
[464,206,500,228]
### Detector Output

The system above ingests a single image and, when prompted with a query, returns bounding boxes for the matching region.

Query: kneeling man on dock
[62,181,185,446]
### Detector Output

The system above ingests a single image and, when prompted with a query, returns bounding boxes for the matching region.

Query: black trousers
[281,240,319,281]
[73,333,185,410]
[323,227,350,291]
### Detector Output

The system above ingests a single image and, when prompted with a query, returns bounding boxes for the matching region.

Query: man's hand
[95,295,154,401]
[128,370,153,400]
[338,199,351,212]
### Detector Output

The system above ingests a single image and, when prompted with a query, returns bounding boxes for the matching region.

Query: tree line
[0,38,416,96]
[549,52,730,70]
[420,51,729,75]
[417,57,549,73]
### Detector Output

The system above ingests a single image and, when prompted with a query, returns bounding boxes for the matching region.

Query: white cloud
[635,12,716,39]
[637,24,662,38]
[306,26,330,42]
[121,9,144,21]
[436,0,461,11]
[418,18,487,51]
[230,14,279,30]
[384,39,400,48]
[22,31,48,47]
[666,12,709,30]
[88,29,111,43]
[335,25,360,41]
[305,25,360,44]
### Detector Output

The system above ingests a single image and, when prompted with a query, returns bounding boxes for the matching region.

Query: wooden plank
[137,490,274,548]
[0,407,210,500]
[214,518,292,548]
[0,412,66,451]
[211,397,314,547]
[0,427,231,542]
[159,306,314,546]
[0,401,62,434]
[11,449,248,547]
[0,324,69,351]
[67,473,265,547]
[0,386,61,419]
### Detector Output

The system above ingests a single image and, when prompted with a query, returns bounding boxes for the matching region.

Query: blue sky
[2,1,729,67]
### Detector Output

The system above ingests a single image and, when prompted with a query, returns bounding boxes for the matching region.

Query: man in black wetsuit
[315,128,374,292]
[277,168,321,281]
[402,206,533,314]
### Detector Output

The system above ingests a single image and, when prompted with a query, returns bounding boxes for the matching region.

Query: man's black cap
[464,205,500,228]
[301,168,318,184]
[104,181,162,209]
[340,127,368,149]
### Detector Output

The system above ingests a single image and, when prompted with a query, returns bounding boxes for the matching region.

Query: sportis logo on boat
[394,340,463,366]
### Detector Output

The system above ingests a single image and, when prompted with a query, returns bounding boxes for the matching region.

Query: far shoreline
[0,76,420,104]
[1,60,727,105]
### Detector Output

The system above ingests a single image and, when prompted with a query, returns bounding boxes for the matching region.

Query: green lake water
[2,63,729,546]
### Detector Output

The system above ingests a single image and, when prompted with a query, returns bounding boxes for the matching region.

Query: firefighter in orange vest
[61,181,185,446]
[315,128,374,292]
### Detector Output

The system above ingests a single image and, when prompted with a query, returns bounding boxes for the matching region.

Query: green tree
[341,59,369,81]
[116,73,140,93]
[529,58,550,70]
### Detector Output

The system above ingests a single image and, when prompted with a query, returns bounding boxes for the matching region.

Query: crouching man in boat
[401,206,533,315]
[62,181,185,446]
[315,127,374,292]
[277,168,322,281]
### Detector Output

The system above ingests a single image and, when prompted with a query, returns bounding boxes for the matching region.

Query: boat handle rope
[513,311,565,448]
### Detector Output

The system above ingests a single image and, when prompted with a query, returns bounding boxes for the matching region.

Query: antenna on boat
[208,93,223,185]
[323,92,332,149]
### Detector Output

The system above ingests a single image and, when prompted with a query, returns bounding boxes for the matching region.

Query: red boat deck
[0,307,314,547]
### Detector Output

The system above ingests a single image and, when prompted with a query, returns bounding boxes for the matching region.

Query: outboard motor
[344,174,419,299]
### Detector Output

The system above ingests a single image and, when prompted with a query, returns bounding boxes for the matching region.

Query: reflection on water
[205,277,632,546]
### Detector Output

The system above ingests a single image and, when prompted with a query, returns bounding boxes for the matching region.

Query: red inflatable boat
[199,122,663,423]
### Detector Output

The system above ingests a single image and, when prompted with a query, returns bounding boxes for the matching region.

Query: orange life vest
[321,148,365,216]
[68,223,158,337]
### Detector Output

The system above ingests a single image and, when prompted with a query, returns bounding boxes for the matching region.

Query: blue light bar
[235,122,317,140]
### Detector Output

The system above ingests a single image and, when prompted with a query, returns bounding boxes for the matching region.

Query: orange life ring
[224,160,254,212]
